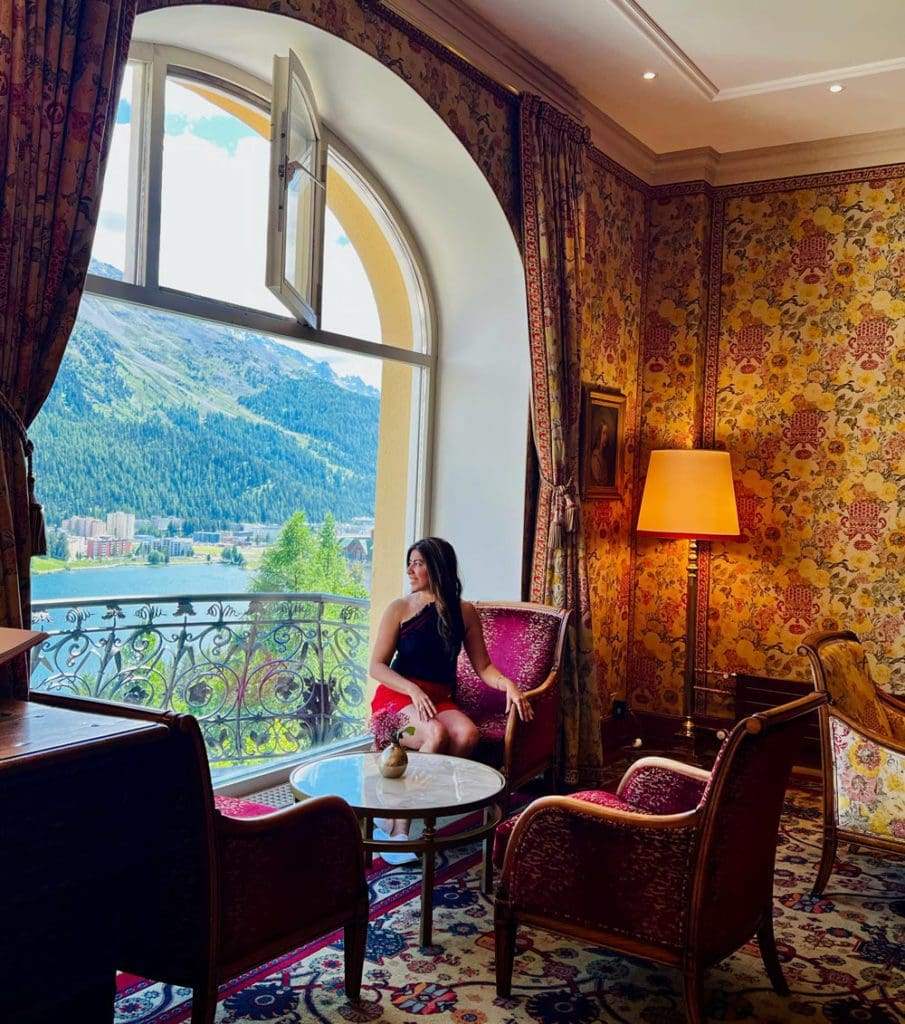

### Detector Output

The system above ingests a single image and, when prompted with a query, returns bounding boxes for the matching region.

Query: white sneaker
[373,826,418,866]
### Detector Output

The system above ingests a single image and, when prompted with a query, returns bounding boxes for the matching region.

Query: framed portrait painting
[581,387,625,499]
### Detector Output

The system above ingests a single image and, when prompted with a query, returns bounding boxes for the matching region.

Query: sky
[91,66,385,389]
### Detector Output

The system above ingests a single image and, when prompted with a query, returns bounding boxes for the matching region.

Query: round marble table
[290,751,506,946]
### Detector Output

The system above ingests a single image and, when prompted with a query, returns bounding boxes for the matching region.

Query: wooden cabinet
[734,673,820,768]
[0,633,169,1023]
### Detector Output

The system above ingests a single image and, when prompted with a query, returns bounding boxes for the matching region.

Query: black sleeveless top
[391,602,461,685]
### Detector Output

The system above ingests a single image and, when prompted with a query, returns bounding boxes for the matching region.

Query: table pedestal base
[362,804,503,947]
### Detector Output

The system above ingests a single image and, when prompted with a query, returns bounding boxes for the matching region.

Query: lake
[32,561,251,603]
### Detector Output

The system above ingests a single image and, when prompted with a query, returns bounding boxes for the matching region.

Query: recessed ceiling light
[829,83,844,93]
[642,71,657,81]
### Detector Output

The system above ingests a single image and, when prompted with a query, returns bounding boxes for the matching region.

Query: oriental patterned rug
[114,787,905,1024]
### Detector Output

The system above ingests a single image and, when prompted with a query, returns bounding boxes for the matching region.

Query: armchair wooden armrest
[216,795,368,986]
[516,661,560,702]
[501,671,560,788]
[618,756,712,786]
[501,794,699,874]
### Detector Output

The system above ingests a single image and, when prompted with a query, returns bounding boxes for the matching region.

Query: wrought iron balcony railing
[30,592,371,776]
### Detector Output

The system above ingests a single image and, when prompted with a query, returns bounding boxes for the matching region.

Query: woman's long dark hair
[408,537,464,652]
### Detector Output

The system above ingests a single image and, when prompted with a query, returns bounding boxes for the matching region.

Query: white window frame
[266,51,326,329]
[86,44,435,546]
[88,44,432,356]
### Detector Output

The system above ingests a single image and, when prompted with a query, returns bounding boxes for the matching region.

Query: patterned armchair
[31,692,368,1024]
[494,693,825,1024]
[798,629,905,896]
[455,601,569,795]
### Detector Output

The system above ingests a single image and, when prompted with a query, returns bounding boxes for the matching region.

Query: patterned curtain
[0,0,135,697]
[520,94,604,786]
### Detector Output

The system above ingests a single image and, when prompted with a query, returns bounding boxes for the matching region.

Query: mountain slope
[31,292,380,527]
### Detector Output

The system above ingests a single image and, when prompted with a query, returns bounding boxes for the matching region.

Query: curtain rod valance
[522,95,591,144]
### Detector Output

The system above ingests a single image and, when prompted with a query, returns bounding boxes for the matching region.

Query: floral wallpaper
[632,191,713,715]
[626,172,905,720]
[138,0,521,239]
[581,152,646,708]
[707,175,905,695]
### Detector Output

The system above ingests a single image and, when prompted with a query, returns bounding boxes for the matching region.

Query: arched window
[41,43,431,582]
[30,44,433,771]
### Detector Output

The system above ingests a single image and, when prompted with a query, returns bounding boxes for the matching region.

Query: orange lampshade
[636,450,740,541]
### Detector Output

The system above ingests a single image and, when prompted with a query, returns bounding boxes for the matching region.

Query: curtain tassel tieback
[26,441,47,557]
[548,483,578,552]
[0,389,47,557]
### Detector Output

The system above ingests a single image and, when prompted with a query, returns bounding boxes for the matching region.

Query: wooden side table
[1,630,170,1023]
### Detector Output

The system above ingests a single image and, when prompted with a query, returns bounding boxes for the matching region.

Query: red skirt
[370,678,457,717]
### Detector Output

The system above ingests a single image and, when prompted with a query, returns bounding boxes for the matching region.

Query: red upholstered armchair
[31,692,368,1024]
[494,693,825,1024]
[455,601,569,794]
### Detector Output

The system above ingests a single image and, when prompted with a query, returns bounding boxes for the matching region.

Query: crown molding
[381,0,584,117]
[653,125,905,187]
[380,0,905,191]
[646,147,719,188]
[715,55,905,102]
[577,99,656,182]
[383,0,658,180]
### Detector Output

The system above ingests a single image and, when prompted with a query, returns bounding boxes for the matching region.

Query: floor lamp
[636,450,740,739]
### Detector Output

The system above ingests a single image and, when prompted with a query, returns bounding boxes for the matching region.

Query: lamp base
[672,716,698,757]
[676,716,696,740]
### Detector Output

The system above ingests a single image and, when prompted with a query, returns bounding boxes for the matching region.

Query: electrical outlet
[612,699,627,719]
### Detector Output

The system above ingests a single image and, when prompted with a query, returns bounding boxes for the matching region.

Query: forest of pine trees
[30,294,380,530]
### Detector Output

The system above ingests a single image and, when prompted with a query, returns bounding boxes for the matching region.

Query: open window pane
[284,75,315,297]
[267,52,325,327]
[159,72,284,314]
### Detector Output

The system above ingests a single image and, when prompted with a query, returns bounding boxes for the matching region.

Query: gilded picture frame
[581,387,625,499]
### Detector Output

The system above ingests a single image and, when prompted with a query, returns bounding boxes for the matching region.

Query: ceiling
[396,0,905,182]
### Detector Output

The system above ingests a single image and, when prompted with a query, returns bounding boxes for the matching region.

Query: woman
[369,537,531,862]
[589,414,611,486]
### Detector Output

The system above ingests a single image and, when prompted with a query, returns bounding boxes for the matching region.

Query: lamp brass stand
[679,538,699,741]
